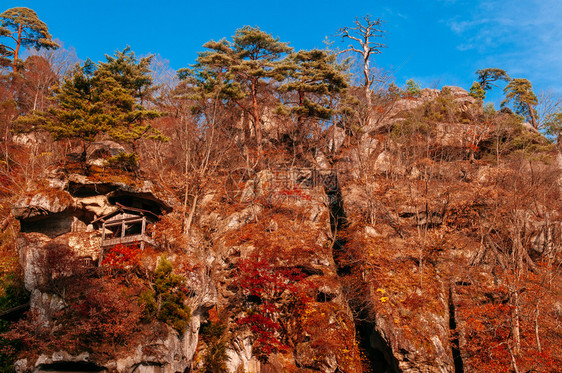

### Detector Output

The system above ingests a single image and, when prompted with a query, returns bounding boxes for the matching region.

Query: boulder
[441,86,470,98]
[87,141,126,167]
[12,190,73,220]
[75,195,116,217]
[17,233,51,292]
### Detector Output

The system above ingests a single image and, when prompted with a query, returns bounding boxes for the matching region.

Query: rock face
[13,172,174,240]
[87,141,126,167]
[8,89,562,373]
[12,172,191,373]
[201,170,362,372]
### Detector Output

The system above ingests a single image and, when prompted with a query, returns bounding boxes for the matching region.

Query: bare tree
[537,90,562,132]
[338,15,386,124]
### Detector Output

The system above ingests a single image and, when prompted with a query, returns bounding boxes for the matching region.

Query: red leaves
[459,282,561,372]
[4,278,142,357]
[235,257,308,361]
[277,187,311,201]
[236,313,288,356]
[237,258,306,298]
[102,244,140,271]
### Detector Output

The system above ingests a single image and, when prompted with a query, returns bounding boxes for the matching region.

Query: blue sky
[2,0,561,105]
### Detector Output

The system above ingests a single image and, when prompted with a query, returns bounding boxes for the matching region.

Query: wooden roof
[91,203,159,224]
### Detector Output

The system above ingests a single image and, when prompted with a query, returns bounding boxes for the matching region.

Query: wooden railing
[100,234,153,247]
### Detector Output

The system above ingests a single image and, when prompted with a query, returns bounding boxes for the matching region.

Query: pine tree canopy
[16,48,165,158]
[476,68,511,92]
[0,7,58,72]
[469,82,485,100]
[502,78,538,128]
[278,49,348,120]
[179,26,292,148]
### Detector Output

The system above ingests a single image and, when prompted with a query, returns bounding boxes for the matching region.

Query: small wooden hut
[92,203,158,249]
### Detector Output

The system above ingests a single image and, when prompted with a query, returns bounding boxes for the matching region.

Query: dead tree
[338,15,386,124]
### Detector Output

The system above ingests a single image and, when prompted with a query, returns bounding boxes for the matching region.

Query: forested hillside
[0,7,561,373]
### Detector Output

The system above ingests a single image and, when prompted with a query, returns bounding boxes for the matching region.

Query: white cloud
[447,0,562,93]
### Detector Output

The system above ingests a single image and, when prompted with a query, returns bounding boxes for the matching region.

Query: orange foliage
[102,244,141,271]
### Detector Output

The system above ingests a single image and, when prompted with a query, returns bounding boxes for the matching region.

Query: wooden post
[141,216,146,250]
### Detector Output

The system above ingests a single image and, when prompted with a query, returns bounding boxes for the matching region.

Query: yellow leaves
[377,288,389,303]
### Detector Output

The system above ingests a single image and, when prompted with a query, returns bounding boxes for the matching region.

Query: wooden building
[91,203,158,249]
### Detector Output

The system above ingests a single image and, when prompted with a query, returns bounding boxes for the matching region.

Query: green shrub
[0,320,16,373]
[0,273,28,313]
[405,79,421,97]
[201,320,229,373]
[106,152,138,172]
[140,256,191,333]
[469,82,485,100]
[0,269,29,371]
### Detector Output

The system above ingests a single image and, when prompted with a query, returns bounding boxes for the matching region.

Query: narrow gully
[325,172,400,373]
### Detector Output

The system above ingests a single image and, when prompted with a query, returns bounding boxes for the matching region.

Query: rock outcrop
[7,85,562,373]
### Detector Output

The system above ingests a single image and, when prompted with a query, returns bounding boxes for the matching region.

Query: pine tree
[15,59,103,164]
[95,48,164,153]
[16,49,165,170]
[502,78,538,128]
[469,81,486,100]
[181,26,292,156]
[98,46,155,104]
[0,7,58,72]
[277,49,348,150]
[475,68,511,99]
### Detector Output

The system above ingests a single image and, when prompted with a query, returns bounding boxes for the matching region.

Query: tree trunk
[248,79,263,161]
[362,47,372,128]
[528,103,538,129]
[252,93,261,151]
[13,24,22,73]
[507,343,520,373]
[535,302,542,352]
[184,194,199,237]
[511,289,521,355]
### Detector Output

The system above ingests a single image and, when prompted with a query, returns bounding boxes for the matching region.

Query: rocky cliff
[3,87,561,373]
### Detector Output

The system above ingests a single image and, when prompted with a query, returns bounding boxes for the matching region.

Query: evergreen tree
[98,46,155,104]
[502,78,538,128]
[0,7,58,72]
[469,81,486,100]
[16,48,164,170]
[277,49,348,149]
[475,68,511,99]
[95,48,164,153]
[15,59,102,164]
[405,79,421,97]
[181,26,292,155]
[141,256,191,333]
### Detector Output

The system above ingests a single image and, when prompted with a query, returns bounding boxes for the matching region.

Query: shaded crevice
[448,285,464,373]
[324,172,400,373]
[36,361,106,372]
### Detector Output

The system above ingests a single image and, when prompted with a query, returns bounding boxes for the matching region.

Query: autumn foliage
[102,243,141,271]
[234,256,308,361]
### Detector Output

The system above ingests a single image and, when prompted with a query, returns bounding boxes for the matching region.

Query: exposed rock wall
[8,86,561,372]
